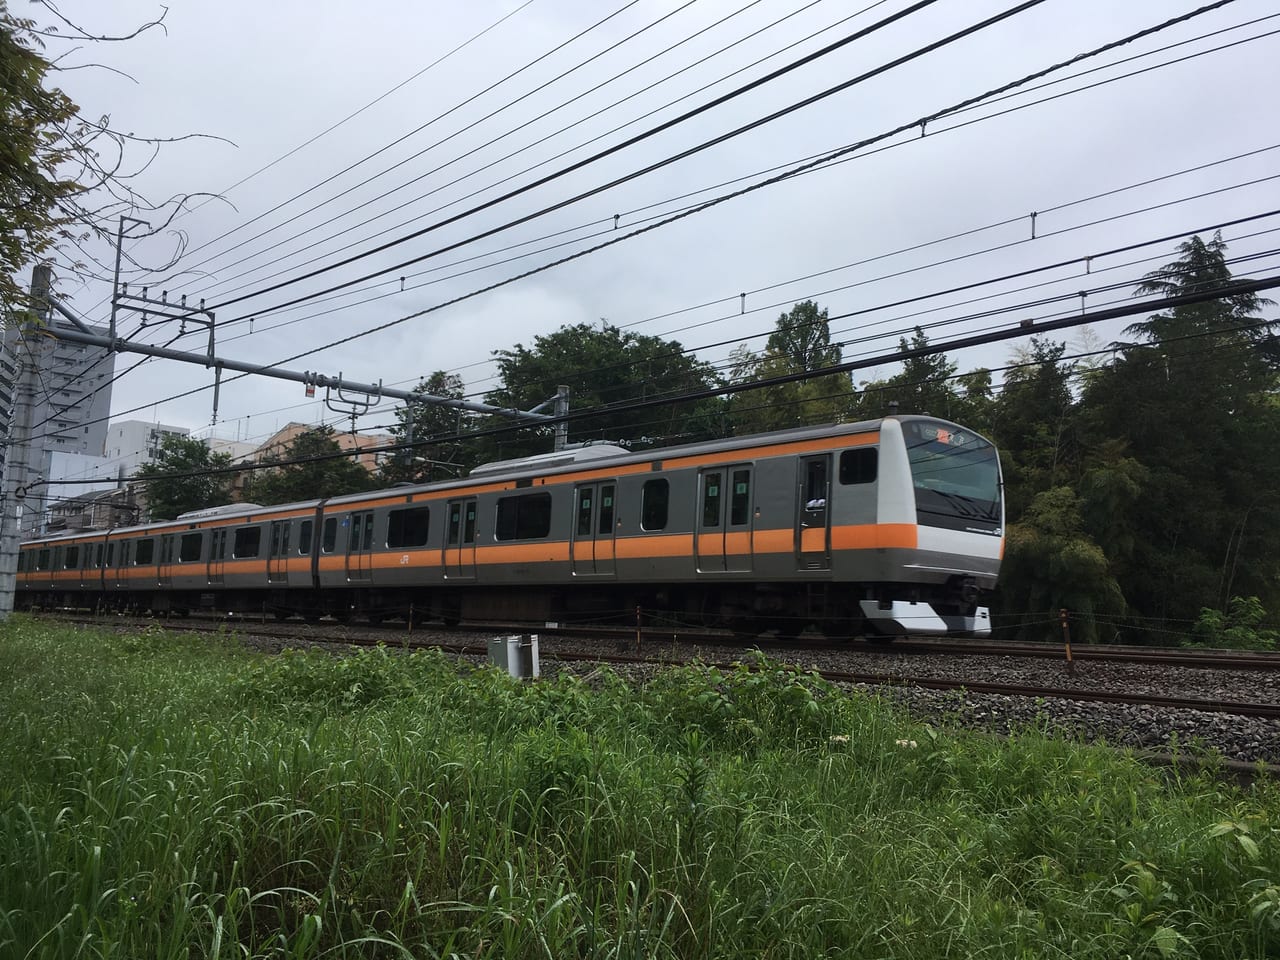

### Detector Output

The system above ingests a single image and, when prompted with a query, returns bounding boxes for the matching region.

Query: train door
[571,482,616,576]
[696,466,754,573]
[796,454,832,570]
[110,540,129,593]
[345,510,375,582]
[208,528,226,586]
[444,498,477,579]
[267,520,291,584]
[158,534,175,587]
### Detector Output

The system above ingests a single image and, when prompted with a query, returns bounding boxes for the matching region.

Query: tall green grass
[2,617,1277,958]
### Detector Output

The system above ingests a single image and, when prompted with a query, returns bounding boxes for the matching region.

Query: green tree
[135,435,233,521]
[379,371,472,485]
[728,300,851,433]
[988,337,1077,520]
[0,7,186,320]
[0,9,78,320]
[848,328,975,422]
[1077,233,1280,623]
[997,486,1125,643]
[476,322,724,462]
[245,426,380,505]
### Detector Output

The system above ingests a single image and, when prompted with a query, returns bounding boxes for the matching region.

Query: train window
[730,470,751,526]
[64,546,79,569]
[36,549,50,571]
[179,533,202,562]
[576,490,593,536]
[447,504,461,546]
[702,473,723,527]
[598,485,615,535]
[94,543,104,568]
[641,479,669,531]
[322,517,337,553]
[298,520,313,555]
[387,507,430,548]
[233,527,261,559]
[362,513,374,551]
[804,460,827,511]
[463,503,476,543]
[135,538,155,564]
[495,492,552,541]
[106,542,116,566]
[839,448,877,485]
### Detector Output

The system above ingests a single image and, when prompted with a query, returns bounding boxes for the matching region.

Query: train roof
[20,416,980,546]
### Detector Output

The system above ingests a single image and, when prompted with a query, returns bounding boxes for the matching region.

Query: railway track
[39,609,1280,672]
[40,612,1280,720]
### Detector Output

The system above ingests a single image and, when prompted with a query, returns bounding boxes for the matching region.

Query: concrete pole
[0,265,52,620]
[553,384,569,452]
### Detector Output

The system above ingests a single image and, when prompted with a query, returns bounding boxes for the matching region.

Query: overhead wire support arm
[42,286,555,422]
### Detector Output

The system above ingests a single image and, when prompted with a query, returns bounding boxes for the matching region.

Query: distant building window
[233,527,261,559]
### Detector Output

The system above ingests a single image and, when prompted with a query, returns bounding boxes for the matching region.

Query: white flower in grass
[895,739,918,749]
[828,734,850,745]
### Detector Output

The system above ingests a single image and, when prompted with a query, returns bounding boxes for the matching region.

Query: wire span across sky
[28,0,1280,445]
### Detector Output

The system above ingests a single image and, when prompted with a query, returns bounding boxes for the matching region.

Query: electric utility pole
[0,265,52,620]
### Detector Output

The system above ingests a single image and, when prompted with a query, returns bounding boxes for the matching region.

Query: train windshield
[902,420,1001,535]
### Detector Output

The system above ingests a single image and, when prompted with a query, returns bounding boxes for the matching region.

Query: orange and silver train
[16,416,1003,637]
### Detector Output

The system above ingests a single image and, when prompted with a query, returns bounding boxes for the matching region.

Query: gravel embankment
[533,636,1280,768]
[119,617,1280,767]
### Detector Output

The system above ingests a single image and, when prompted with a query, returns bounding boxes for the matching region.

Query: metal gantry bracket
[319,371,382,422]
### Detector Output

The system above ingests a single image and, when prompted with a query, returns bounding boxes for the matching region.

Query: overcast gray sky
[35,0,1280,448]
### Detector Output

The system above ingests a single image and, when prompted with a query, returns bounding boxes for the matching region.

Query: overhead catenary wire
[45,280,1274,496]
[200,0,1249,369]
[193,8,1280,307]
[167,0,646,272]
[137,18,1279,367]
[52,2,1269,435]
[40,273,1280,489]
[199,0,1033,315]
[184,0,888,299]
[67,207,1280,442]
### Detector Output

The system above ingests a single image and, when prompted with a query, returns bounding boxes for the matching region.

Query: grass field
[2,617,1278,958]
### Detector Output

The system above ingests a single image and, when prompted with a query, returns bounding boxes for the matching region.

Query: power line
[166,0,644,272]
[200,8,1279,307]
[200,0,1000,314]
[187,0,542,215]
[186,0,882,299]
[204,0,1246,354]
[41,280,1279,489]
[144,21,1279,359]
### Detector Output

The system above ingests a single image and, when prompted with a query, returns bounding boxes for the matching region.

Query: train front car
[863,416,1004,637]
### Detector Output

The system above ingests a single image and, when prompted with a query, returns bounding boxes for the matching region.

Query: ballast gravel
[532,636,1280,769]
[113,616,1280,769]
